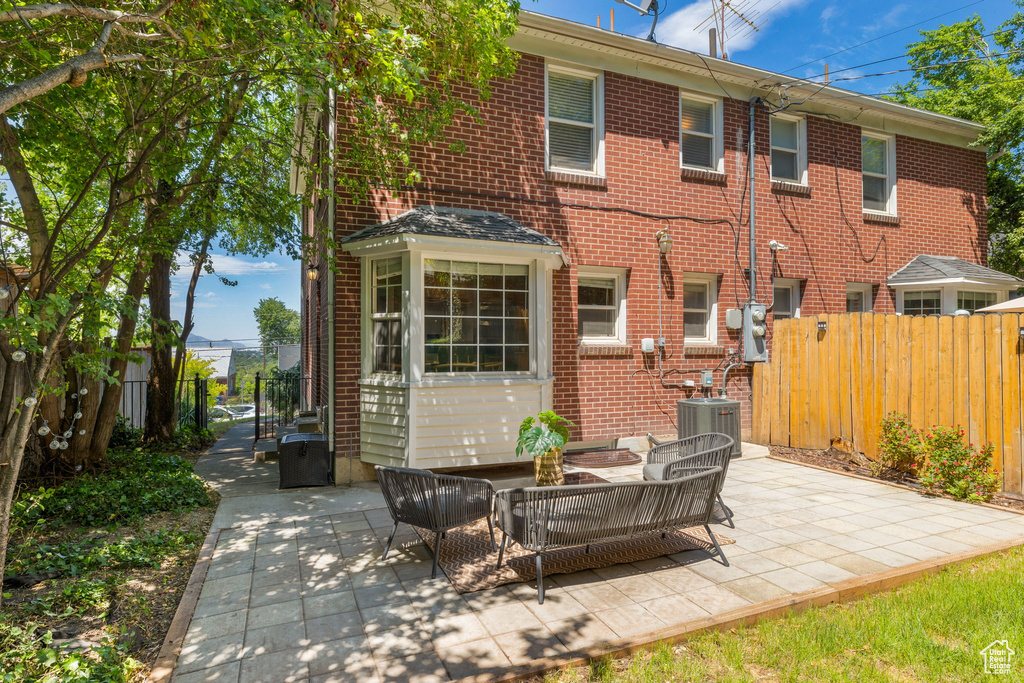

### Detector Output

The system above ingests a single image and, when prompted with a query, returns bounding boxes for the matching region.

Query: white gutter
[515,11,986,144]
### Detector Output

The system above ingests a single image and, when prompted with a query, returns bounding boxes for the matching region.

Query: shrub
[8,530,200,576]
[167,423,215,452]
[108,415,143,451]
[13,451,211,529]
[0,622,142,682]
[875,412,924,475]
[918,426,1000,502]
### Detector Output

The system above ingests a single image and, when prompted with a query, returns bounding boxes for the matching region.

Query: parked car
[226,404,257,420]
[209,406,237,422]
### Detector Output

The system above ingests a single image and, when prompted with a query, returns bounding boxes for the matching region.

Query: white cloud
[862,4,908,35]
[820,4,839,34]
[173,253,287,277]
[653,0,809,55]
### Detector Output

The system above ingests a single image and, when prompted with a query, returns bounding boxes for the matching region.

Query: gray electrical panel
[678,398,741,457]
[742,302,769,362]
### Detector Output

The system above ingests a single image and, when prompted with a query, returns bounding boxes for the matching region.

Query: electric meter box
[743,303,769,362]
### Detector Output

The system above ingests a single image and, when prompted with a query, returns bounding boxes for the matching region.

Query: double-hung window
[546,65,603,175]
[862,132,896,213]
[577,267,626,343]
[424,259,530,374]
[680,94,722,171]
[773,279,801,320]
[371,256,403,374]
[683,274,718,344]
[846,283,873,313]
[770,115,806,184]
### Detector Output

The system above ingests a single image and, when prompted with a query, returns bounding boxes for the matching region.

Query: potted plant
[516,410,575,486]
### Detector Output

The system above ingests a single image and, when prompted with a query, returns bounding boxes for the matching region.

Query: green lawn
[208,416,253,440]
[543,546,1024,682]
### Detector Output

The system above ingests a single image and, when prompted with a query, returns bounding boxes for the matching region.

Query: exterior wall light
[306,264,320,281]
[817,320,828,333]
[655,228,673,254]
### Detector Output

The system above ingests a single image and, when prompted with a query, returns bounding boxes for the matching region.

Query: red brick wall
[323,53,988,450]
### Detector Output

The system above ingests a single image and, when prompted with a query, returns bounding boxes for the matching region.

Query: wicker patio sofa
[375,465,496,579]
[645,432,735,526]
[494,466,727,603]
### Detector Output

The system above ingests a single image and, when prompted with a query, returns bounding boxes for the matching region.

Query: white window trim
[545,62,605,177]
[862,130,897,216]
[846,282,873,312]
[893,283,1010,315]
[773,278,802,319]
[577,266,627,345]
[683,272,718,346]
[679,91,724,173]
[770,113,807,185]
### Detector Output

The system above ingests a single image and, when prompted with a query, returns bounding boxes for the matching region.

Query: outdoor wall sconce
[655,228,673,254]
[1019,327,1024,340]
[817,321,828,333]
[306,264,319,281]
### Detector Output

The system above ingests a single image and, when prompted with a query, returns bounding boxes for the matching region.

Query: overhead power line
[781,0,986,74]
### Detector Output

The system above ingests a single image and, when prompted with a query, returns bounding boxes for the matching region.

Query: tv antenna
[695,0,778,59]
[613,0,662,42]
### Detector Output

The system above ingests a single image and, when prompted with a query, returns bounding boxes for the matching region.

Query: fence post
[255,372,261,441]
[194,374,202,428]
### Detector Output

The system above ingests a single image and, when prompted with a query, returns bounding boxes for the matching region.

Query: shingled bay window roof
[888,255,1023,286]
[341,206,560,247]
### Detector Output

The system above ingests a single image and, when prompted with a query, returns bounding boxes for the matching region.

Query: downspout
[327,87,339,482]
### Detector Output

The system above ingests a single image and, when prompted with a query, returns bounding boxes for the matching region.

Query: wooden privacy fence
[751,313,1024,494]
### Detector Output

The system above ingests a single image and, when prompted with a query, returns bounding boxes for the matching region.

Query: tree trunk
[89,263,149,460]
[144,252,177,442]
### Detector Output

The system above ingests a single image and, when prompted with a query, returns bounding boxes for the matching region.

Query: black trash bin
[278,433,332,489]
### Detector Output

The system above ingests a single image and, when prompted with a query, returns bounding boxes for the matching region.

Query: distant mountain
[185,334,248,348]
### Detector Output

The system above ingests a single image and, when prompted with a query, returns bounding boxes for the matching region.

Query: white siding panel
[410,383,544,469]
[360,385,407,467]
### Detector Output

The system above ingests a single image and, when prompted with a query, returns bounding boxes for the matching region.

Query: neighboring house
[298,11,1002,477]
[0,265,29,315]
[189,346,237,395]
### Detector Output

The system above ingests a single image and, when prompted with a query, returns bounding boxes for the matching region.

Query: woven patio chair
[495,466,726,603]
[645,432,735,527]
[375,465,496,579]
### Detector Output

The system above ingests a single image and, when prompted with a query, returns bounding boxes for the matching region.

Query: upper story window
[770,115,806,184]
[862,132,896,214]
[371,256,403,374]
[683,273,718,344]
[577,267,627,344]
[424,259,530,374]
[546,65,603,175]
[773,279,802,320]
[680,93,722,172]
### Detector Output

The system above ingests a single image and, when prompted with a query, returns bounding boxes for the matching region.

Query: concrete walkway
[172,428,1024,682]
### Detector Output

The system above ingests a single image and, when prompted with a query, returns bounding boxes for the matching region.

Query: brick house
[297,11,1018,480]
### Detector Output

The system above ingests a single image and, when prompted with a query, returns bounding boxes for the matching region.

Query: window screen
[680,98,716,169]
[548,71,597,172]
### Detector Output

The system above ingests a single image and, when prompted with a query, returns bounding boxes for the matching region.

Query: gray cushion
[643,463,666,481]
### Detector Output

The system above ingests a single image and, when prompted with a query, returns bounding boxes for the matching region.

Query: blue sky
[4,1,1021,342]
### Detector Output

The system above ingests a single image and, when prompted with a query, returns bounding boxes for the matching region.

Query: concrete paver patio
[170,426,1024,682]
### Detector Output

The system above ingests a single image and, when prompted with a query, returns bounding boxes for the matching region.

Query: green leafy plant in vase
[517,410,575,486]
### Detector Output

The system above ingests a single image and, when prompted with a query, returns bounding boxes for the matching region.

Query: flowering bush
[876,412,924,475]
[917,426,999,502]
